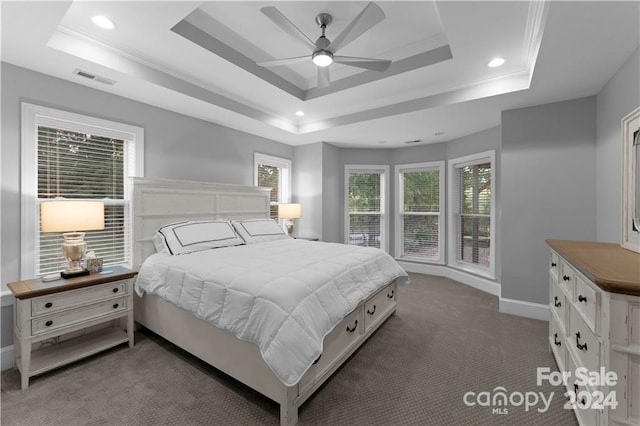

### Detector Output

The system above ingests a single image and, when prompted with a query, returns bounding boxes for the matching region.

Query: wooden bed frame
[131,177,399,425]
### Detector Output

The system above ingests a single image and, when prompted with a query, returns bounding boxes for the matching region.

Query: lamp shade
[278,203,302,219]
[41,200,105,233]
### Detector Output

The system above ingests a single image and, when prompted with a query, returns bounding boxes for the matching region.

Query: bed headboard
[131,177,271,270]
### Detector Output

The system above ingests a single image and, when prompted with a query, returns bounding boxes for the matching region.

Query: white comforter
[135,238,408,386]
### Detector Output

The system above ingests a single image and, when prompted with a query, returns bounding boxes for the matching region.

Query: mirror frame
[622,106,640,253]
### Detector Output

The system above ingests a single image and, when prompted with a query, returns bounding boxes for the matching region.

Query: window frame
[344,164,390,253]
[20,103,144,279]
[395,161,445,264]
[447,150,496,278]
[254,152,292,219]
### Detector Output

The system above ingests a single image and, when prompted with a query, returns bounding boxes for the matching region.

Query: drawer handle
[551,262,557,267]
[312,354,322,365]
[554,296,561,308]
[112,288,119,293]
[562,275,571,282]
[367,305,376,315]
[578,294,587,303]
[575,332,588,351]
[45,320,53,327]
[45,302,53,309]
[553,333,561,346]
[346,320,358,333]
[574,384,586,406]
[113,303,119,309]
[387,290,394,299]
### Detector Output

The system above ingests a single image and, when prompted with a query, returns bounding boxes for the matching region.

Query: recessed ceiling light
[488,57,505,68]
[91,16,115,30]
[295,111,304,117]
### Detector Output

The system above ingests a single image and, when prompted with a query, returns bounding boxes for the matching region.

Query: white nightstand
[7,266,137,389]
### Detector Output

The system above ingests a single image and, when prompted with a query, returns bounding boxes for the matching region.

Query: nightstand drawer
[31,280,127,316]
[32,297,127,335]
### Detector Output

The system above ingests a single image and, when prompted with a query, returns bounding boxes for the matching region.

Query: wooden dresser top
[546,239,640,296]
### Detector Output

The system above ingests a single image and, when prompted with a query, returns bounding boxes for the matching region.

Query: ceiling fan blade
[257,56,309,67]
[261,7,318,51]
[327,2,385,53]
[333,55,391,72]
[317,67,331,88]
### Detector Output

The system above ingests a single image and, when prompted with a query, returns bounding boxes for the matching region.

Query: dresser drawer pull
[563,275,571,282]
[312,354,322,365]
[574,384,586,406]
[554,333,561,346]
[45,302,53,308]
[45,320,53,327]
[346,320,358,333]
[551,262,557,267]
[554,296,561,308]
[387,290,394,299]
[578,294,587,303]
[367,305,376,315]
[113,303,119,309]
[112,288,119,293]
[575,332,588,351]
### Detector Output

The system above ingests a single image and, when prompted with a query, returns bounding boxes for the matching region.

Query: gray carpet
[1,273,577,425]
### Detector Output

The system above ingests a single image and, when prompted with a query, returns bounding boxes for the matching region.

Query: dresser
[546,240,640,426]
[7,266,137,389]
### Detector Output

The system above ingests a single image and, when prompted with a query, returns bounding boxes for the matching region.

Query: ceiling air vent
[73,69,115,86]
[404,139,422,145]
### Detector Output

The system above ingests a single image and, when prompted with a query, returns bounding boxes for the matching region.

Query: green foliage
[403,170,439,212]
[348,172,381,212]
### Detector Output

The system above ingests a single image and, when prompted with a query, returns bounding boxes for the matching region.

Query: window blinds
[257,164,280,218]
[37,126,129,275]
[348,171,383,248]
[401,169,440,260]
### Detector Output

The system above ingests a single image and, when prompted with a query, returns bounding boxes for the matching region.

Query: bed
[131,177,407,425]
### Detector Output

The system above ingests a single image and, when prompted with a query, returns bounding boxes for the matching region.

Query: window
[254,153,291,219]
[21,103,144,278]
[345,165,389,251]
[395,161,444,263]
[448,150,495,277]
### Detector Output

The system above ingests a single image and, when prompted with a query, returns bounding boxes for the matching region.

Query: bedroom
[1,0,639,425]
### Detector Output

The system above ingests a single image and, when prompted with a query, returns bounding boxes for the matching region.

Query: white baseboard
[398,261,501,296]
[398,261,549,321]
[499,298,549,321]
[1,345,14,371]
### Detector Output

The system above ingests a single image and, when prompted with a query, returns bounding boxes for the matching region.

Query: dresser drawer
[550,251,560,280]
[567,356,600,426]
[560,261,575,298]
[32,297,127,335]
[575,275,598,334]
[570,307,601,374]
[550,279,567,330]
[364,282,397,332]
[549,314,566,372]
[299,307,362,393]
[31,280,128,316]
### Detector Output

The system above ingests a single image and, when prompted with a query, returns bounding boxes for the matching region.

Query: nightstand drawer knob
[45,302,53,308]
[113,303,119,309]
[112,288,119,293]
[45,320,53,327]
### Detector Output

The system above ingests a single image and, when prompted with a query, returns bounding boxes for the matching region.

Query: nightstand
[7,266,137,389]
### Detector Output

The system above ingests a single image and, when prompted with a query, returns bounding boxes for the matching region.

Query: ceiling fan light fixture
[312,51,333,67]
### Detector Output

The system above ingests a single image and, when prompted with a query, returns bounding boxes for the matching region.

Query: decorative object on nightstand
[7,266,137,390]
[278,203,302,236]
[40,200,104,278]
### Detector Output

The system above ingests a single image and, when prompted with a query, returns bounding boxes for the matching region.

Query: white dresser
[8,266,137,389]
[547,240,640,426]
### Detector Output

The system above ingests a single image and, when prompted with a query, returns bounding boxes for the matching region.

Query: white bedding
[135,238,408,386]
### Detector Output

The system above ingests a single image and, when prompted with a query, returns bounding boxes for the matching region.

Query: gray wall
[321,143,342,243]
[596,47,640,242]
[1,62,294,348]
[501,97,597,304]
[293,142,323,239]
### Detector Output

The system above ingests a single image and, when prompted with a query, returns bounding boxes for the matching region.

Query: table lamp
[278,203,302,236]
[40,200,105,278]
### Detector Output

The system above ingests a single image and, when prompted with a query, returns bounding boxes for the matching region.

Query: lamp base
[61,269,90,279]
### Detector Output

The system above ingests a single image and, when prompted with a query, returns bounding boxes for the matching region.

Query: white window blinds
[346,167,387,250]
[397,162,444,262]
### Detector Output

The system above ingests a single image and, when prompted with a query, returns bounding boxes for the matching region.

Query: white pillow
[155,220,244,255]
[232,219,289,244]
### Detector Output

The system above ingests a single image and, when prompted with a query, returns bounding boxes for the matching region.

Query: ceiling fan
[257,2,391,88]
